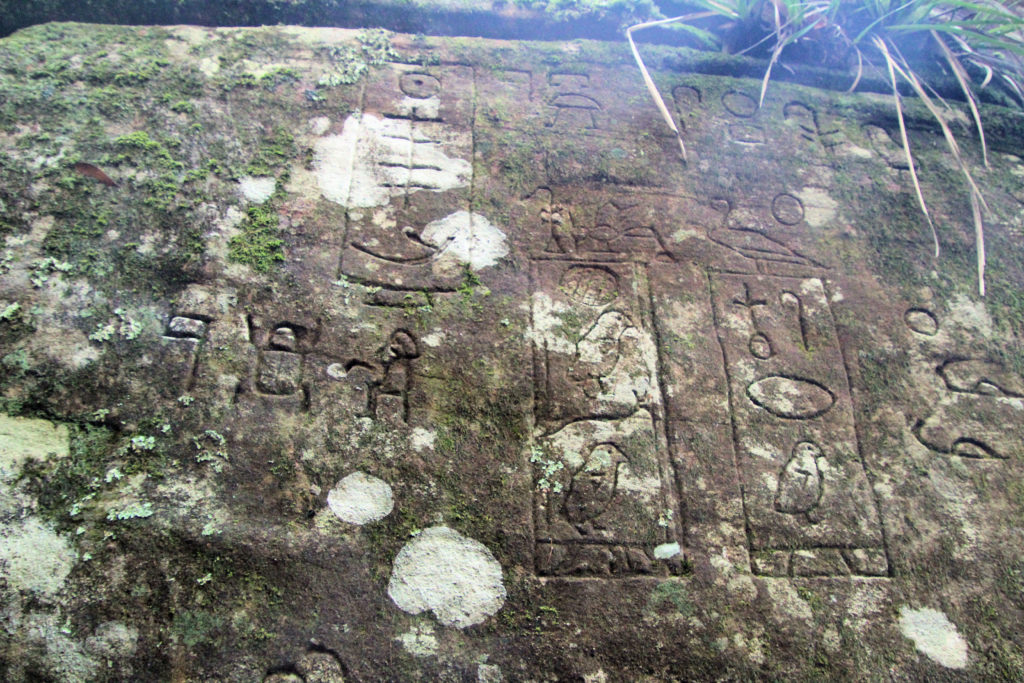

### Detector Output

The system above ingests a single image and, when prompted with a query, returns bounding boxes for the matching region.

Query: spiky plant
[629,0,1024,295]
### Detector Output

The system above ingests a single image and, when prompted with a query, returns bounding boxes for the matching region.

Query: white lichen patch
[654,542,680,559]
[11,611,100,681]
[396,622,438,657]
[238,176,276,203]
[198,56,220,76]
[764,579,813,622]
[947,294,993,338]
[388,526,506,628]
[309,116,331,135]
[796,187,839,227]
[898,606,968,669]
[421,331,445,348]
[314,114,362,205]
[528,293,573,353]
[85,621,139,660]
[410,428,436,452]
[205,205,246,262]
[24,318,99,370]
[326,472,394,525]
[478,663,503,682]
[314,113,470,208]
[420,211,509,274]
[0,517,76,598]
[671,227,702,242]
[543,410,657,477]
[0,415,69,480]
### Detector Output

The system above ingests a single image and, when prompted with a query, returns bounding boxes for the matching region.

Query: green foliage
[314,29,397,91]
[317,47,369,87]
[515,0,661,25]
[647,580,694,615]
[257,66,300,90]
[357,28,399,64]
[456,265,490,316]
[633,0,1024,295]
[242,127,295,177]
[171,610,223,648]
[228,204,285,273]
[169,100,195,114]
[106,501,154,520]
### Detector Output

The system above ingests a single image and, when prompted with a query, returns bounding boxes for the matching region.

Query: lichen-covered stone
[0,20,1022,681]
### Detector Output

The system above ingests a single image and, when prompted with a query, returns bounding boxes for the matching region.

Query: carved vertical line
[707,271,756,562]
[528,261,539,576]
[646,264,689,551]
[469,65,478,211]
[822,279,895,578]
[335,78,366,281]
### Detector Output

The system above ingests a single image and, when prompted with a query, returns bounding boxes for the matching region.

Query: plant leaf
[932,29,988,167]
[970,189,986,296]
[884,37,992,295]
[627,16,699,160]
[874,36,941,258]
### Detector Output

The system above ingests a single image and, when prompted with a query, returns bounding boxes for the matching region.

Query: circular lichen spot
[898,606,968,669]
[326,472,393,525]
[387,526,506,628]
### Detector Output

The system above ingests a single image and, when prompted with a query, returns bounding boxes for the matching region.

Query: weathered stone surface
[0,21,1023,680]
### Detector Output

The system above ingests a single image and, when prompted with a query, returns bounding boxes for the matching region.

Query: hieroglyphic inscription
[783,102,843,150]
[532,188,675,263]
[531,260,685,576]
[905,308,1024,459]
[245,316,320,410]
[545,73,603,131]
[722,90,765,146]
[707,197,826,276]
[863,124,915,171]
[340,64,475,293]
[158,315,210,395]
[474,65,680,190]
[711,274,888,576]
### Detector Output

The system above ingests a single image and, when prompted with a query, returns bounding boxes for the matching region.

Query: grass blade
[971,189,986,295]
[890,49,988,211]
[874,36,941,259]
[887,40,991,294]
[627,17,697,160]
[847,46,865,92]
[932,29,988,167]
[760,40,787,107]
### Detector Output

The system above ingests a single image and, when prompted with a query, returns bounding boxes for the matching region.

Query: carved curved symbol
[783,102,817,138]
[563,443,625,527]
[270,326,297,351]
[570,310,636,393]
[541,202,576,254]
[710,207,823,268]
[673,85,701,107]
[747,376,836,419]
[560,266,619,306]
[722,90,757,118]
[548,93,602,129]
[864,124,913,169]
[938,359,1024,397]
[904,308,939,336]
[399,72,441,99]
[748,332,774,360]
[911,418,1008,459]
[774,441,825,515]
[771,193,805,226]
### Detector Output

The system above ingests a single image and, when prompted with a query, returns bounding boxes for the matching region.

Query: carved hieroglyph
[710,274,887,576]
[531,261,685,576]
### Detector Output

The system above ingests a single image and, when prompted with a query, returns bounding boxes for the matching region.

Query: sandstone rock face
[0,21,1023,680]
